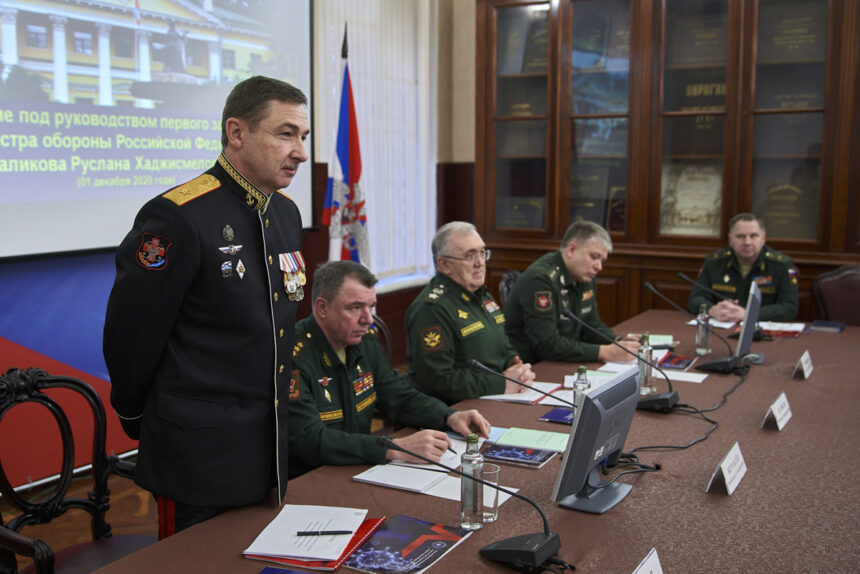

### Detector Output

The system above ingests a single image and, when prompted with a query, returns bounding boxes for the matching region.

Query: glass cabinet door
[750,0,828,240]
[658,0,728,237]
[494,3,550,229]
[569,0,630,233]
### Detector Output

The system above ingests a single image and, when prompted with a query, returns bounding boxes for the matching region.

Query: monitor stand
[556,469,632,514]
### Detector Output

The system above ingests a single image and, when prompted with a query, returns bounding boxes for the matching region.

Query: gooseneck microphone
[678,272,731,302]
[467,359,575,408]
[377,436,563,571]
[643,282,734,356]
[561,309,679,413]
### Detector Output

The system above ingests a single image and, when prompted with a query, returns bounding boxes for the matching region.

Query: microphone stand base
[480,531,561,572]
[636,391,679,414]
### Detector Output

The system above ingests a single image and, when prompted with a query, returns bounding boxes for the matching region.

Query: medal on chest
[279,251,307,301]
[318,377,332,402]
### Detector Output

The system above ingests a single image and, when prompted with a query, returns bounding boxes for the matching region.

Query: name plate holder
[706,442,747,495]
[632,547,664,574]
[792,349,814,379]
[761,392,792,431]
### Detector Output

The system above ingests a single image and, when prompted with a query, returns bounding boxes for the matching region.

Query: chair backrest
[812,265,860,325]
[371,314,393,362]
[498,269,521,308]
[0,367,144,573]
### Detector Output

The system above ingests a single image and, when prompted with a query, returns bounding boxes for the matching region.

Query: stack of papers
[480,381,562,403]
[244,505,381,571]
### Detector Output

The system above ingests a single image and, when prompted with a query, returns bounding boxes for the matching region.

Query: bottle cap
[466,433,479,444]
[576,365,587,374]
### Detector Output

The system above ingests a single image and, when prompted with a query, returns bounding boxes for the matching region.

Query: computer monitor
[550,365,640,514]
[697,282,763,374]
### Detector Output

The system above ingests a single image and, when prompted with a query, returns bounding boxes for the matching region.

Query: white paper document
[391,436,466,470]
[759,321,805,333]
[480,381,562,403]
[425,475,517,506]
[686,318,736,329]
[663,370,708,383]
[353,464,447,493]
[537,389,573,406]
[243,504,367,560]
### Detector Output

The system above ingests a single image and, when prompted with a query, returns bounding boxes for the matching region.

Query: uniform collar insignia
[217,153,271,213]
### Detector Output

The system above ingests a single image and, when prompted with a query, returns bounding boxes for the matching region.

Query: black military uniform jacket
[504,251,617,363]
[288,315,453,478]
[104,154,302,507]
[687,245,799,322]
[405,272,518,405]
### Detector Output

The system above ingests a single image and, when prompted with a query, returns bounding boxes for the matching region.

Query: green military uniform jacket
[687,245,799,321]
[504,251,617,363]
[288,315,453,478]
[406,272,518,405]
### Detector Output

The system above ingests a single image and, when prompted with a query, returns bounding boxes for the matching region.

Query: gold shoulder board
[163,174,221,205]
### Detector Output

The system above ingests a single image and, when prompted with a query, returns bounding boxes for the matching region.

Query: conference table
[96,310,860,573]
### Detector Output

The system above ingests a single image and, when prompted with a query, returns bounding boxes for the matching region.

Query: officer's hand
[385,430,450,463]
[446,409,491,438]
[598,340,639,363]
[503,357,536,393]
[710,300,745,323]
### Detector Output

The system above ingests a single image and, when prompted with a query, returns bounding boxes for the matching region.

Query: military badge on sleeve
[136,233,172,270]
[421,326,444,352]
[289,370,301,400]
[535,291,553,311]
[787,268,798,285]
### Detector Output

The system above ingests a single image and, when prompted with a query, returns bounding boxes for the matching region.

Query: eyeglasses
[442,249,491,264]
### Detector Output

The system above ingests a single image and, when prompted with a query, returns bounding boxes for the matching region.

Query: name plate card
[632,547,664,574]
[792,350,814,379]
[706,442,747,495]
[761,392,792,431]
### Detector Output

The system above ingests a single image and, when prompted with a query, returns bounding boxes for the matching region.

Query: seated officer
[504,221,639,363]
[687,213,798,322]
[406,221,536,405]
[288,260,491,477]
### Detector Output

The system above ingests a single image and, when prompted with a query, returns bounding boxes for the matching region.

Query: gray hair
[729,212,766,234]
[432,221,478,268]
[561,221,612,253]
[311,260,378,302]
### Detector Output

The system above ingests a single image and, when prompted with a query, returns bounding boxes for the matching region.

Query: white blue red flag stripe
[323,25,369,265]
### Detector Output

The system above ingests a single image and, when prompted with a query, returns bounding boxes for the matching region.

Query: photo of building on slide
[0,0,286,109]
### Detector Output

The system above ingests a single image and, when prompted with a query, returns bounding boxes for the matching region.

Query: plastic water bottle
[460,433,484,530]
[573,365,590,391]
[696,303,711,356]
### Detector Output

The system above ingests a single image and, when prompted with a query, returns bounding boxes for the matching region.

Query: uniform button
[279,328,284,338]
[275,399,279,407]
[279,364,285,374]
[265,219,270,228]
[273,292,279,302]
[268,255,273,264]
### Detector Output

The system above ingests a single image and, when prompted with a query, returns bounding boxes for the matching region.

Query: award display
[521,8,549,74]
[659,161,722,236]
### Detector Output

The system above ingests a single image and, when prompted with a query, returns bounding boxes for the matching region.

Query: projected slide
[0,0,313,258]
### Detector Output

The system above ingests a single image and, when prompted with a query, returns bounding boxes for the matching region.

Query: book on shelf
[481,442,557,469]
[344,515,471,574]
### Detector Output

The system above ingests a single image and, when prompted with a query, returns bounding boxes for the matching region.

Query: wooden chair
[371,313,393,362]
[812,265,860,325]
[0,367,155,574]
[498,269,521,308]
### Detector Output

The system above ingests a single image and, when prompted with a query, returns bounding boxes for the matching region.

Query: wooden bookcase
[475,0,860,324]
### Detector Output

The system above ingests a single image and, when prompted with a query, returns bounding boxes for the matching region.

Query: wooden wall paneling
[436,162,475,225]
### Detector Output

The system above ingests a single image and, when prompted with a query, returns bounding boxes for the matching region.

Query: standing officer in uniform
[504,221,639,363]
[406,222,536,405]
[288,261,491,477]
[687,213,798,322]
[104,76,310,536]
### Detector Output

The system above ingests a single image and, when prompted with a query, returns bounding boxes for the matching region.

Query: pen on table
[296,530,354,536]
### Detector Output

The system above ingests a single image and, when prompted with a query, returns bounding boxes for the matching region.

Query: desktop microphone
[561,309,679,413]
[643,282,734,356]
[376,436,562,571]
[467,359,575,408]
[677,272,730,302]
[677,272,766,343]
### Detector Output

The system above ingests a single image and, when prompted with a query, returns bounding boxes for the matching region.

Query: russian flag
[323,25,369,265]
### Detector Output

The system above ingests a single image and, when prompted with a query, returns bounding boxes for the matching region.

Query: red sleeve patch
[289,370,301,400]
[136,232,172,270]
[534,291,553,311]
